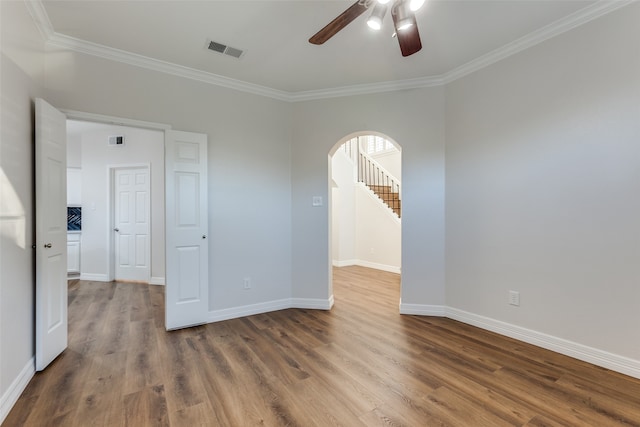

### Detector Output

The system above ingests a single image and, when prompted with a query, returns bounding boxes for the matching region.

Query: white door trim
[107,164,152,283]
[63,111,169,283]
[61,109,171,132]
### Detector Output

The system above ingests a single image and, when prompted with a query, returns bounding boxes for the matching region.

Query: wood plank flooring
[5,266,640,426]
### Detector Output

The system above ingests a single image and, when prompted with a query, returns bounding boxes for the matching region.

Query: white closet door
[114,167,150,283]
[165,130,209,330]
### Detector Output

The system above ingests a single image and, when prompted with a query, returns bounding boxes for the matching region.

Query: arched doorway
[329,132,402,305]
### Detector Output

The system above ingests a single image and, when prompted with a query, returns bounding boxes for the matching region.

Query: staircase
[368,185,401,217]
[343,137,401,218]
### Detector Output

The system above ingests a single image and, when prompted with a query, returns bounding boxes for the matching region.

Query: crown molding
[25,0,635,103]
[441,0,635,85]
[289,75,445,102]
[24,0,54,41]
[45,32,292,101]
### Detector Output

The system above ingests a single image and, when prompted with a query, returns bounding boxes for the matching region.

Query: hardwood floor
[5,266,640,426]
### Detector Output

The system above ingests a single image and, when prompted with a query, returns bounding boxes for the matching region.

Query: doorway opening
[329,132,402,306]
[37,103,210,371]
[65,120,165,285]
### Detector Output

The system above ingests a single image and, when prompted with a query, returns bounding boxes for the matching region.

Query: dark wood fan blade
[392,12,422,57]
[309,1,369,45]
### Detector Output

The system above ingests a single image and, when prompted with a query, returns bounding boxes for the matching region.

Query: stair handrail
[357,144,401,198]
[341,136,402,217]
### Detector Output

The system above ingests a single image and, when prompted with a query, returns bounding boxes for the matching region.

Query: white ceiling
[39,0,612,97]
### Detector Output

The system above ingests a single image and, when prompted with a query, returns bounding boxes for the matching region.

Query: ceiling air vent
[108,135,124,146]
[206,39,245,59]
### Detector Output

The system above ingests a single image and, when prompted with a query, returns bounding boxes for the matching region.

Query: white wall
[77,124,165,283]
[445,3,640,361]
[43,50,293,311]
[331,148,356,265]
[66,168,81,206]
[66,132,81,168]
[354,185,401,272]
[371,149,401,181]
[292,89,446,307]
[0,0,45,421]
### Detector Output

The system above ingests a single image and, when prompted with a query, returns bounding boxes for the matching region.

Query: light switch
[312,196,323,207]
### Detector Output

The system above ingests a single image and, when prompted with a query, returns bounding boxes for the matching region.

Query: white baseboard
[399,301,446,316]
[356,260,401,274]
[292,295,334,310]
[446,307,640,380]
[78,274,165,285]
[396,303,640,379]
[149,277,165,286]
[79,273,110,282]
[333,259,358,267]
[208,296,335,323]
[209,299,292,323]
[0,357,34,425]
[332,259,401,274]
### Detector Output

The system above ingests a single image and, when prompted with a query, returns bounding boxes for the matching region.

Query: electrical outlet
[243,277,251,290]
[509,290,520,306]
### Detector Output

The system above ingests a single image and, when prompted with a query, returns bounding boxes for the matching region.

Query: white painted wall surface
[445,3,640,361]
[77,125,164,283]
[43,51,293,311]
[370,149,401,181]
[66,132,82,168]
[66,168,81,206]
[354,185,401,272]
[331,148,356,265]
[0,0,45,421]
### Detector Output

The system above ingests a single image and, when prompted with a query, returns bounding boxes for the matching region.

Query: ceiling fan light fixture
[377,0,392,4]
[409,0,425,11]
[367,3,388,30]
[395,1,414,31]
[397,20,413,31]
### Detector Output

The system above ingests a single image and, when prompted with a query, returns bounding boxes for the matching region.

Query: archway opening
[328,132,402,307]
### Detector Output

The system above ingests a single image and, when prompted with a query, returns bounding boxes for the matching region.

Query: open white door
[165,130,208,330]
[35,98,68,371]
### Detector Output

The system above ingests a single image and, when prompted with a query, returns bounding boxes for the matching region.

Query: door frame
[107,163,152,283]
[63,110,170,283]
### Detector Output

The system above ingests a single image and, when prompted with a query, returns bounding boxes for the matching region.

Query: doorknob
[44,243,52,248]
[114,228,119,232]
[202,235,207,239]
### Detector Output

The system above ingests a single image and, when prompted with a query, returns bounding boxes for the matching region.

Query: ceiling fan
[309,0,426,57]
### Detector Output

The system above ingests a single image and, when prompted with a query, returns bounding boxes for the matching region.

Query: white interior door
[165,130,208,330]
[114,167,150,282]
[35,98,68,371]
